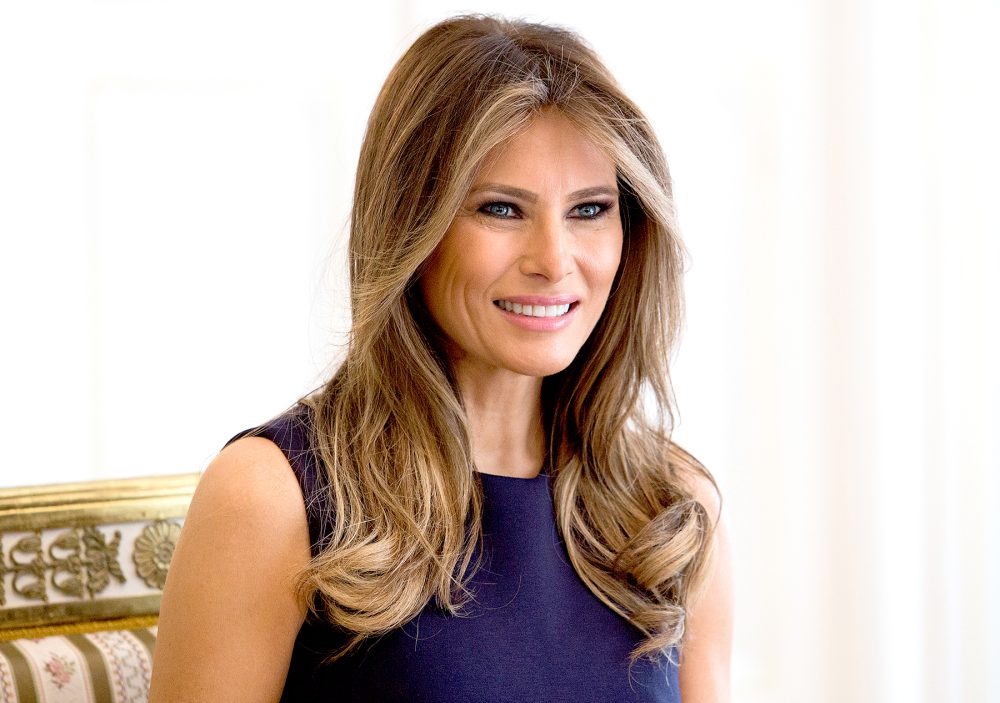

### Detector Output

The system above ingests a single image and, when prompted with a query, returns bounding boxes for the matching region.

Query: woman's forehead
[468,111,617,193]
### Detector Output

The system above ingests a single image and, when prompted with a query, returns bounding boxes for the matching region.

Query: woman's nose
[519,215,573,282]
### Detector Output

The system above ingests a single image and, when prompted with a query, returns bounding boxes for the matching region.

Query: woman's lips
[493,294,579,306]
[493,299,579,330]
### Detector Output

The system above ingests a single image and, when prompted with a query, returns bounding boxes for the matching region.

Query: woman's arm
[678,473,734,703]
[149,437,312,703]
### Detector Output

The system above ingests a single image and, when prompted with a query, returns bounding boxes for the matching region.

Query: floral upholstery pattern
[0,627,156,703]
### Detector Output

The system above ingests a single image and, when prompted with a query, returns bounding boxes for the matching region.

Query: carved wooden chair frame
[0,474,198,640]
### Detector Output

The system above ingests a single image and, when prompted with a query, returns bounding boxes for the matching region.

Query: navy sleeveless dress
[227,405,680,702]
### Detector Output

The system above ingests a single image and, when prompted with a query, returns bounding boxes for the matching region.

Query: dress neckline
[475,470,549,482]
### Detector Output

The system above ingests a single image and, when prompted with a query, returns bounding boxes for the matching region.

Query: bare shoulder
[192,435,310,529]
[149,436,312,703]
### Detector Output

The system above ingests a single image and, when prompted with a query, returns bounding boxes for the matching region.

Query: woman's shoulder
[221,401,334,553]
[207,403,315,524]
[200,409,313,553]
[150,409,313,701]
[223,403,322,487]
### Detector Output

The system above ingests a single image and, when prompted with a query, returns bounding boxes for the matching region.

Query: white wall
[0,1,412,482]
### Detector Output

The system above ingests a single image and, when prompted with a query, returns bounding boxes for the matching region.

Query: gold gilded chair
[0,474,198,702]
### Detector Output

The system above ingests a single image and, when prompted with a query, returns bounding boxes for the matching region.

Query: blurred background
[1,0,997,701]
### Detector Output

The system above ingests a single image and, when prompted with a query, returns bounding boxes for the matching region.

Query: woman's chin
[500,352,580,379]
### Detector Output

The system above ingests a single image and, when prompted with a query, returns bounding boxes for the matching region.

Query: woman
[151,14,732,702]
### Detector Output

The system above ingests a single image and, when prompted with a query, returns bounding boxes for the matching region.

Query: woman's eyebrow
[469,183,619,202]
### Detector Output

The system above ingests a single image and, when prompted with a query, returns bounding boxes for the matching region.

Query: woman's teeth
[494,300,572,317]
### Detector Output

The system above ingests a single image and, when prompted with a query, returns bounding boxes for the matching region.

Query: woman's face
[419,109,623,380]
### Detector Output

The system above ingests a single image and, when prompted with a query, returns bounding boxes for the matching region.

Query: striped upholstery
[0,627,156,703]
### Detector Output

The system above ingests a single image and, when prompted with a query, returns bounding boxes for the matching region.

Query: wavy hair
[299,14,718,665]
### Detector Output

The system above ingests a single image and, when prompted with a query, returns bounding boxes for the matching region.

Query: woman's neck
[453,362,546,478]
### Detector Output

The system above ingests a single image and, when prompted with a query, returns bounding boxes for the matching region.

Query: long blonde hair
[301,14,718,665]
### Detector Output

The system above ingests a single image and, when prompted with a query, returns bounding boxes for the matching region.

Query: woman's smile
[493,298,580,331]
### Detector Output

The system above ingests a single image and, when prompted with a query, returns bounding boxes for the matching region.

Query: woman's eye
[481,202,516,218]
[573,202,609,219]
